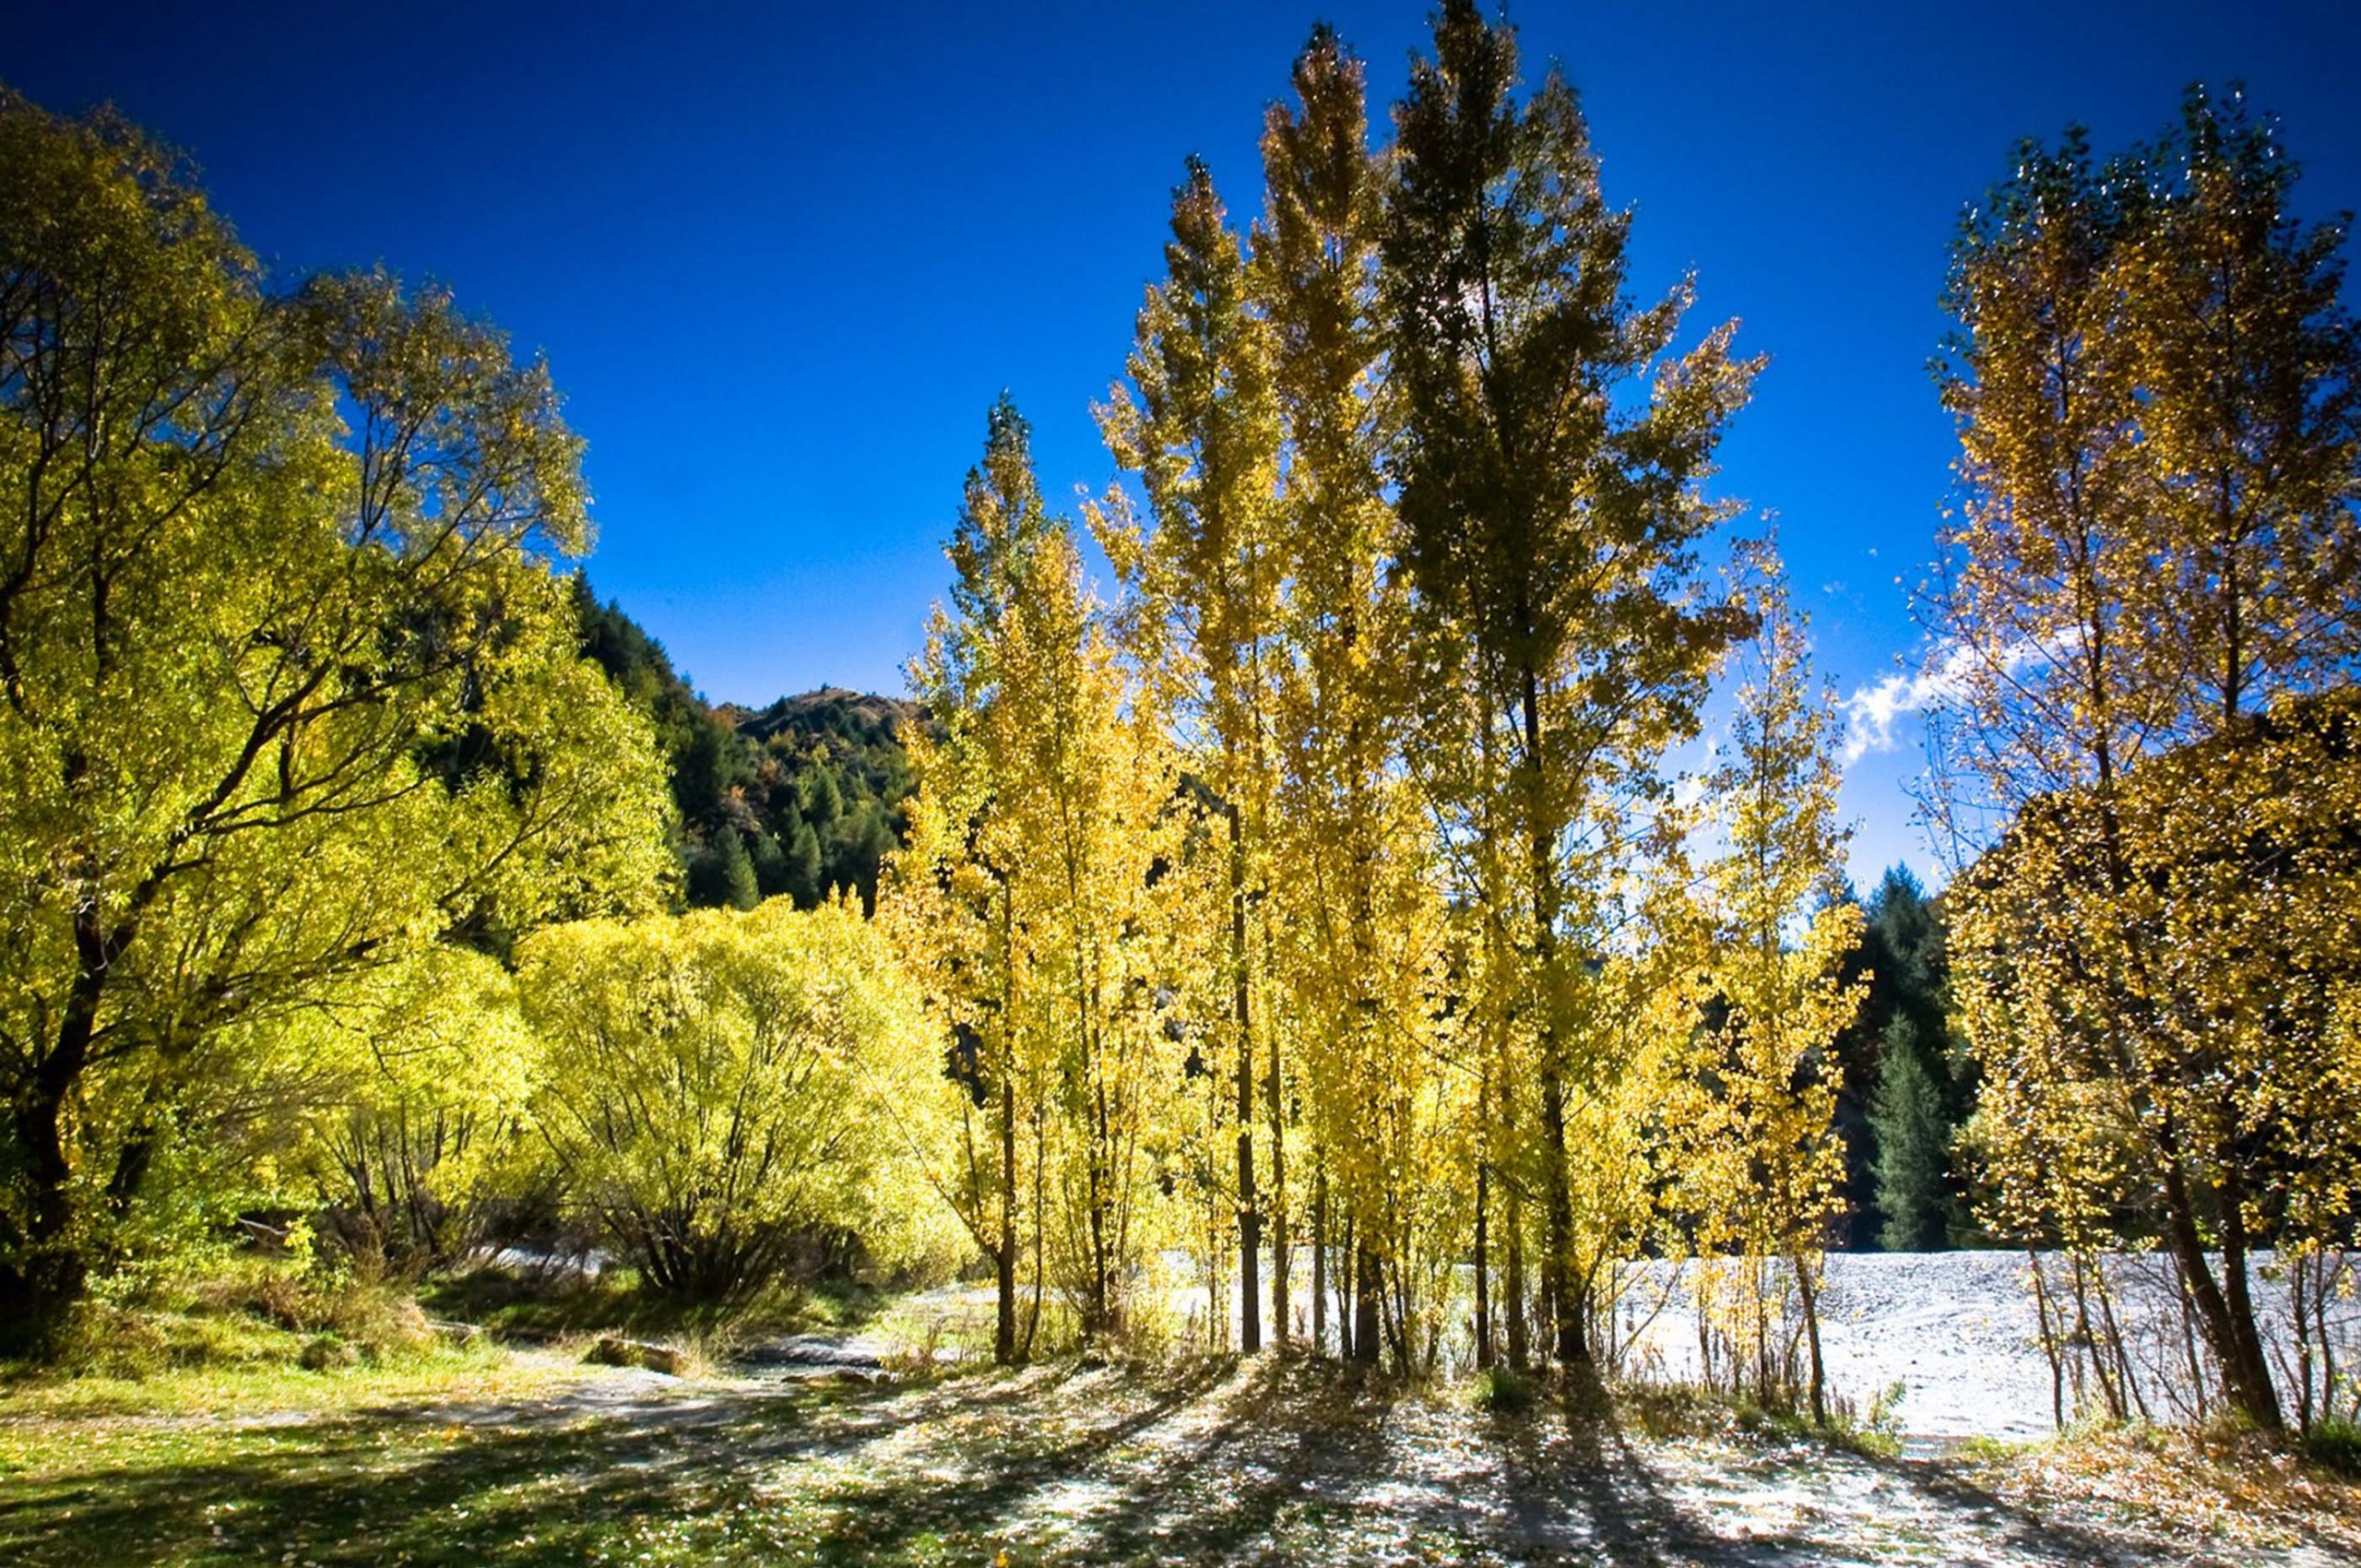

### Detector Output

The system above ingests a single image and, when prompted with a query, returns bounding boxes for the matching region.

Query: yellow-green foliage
[520,900,955,1300]
[282,947,545,1276]
[1934,91,2361,1433]
[887,400,1195,1356]
[0,91,671,1337]
[1661,564,1862,1417]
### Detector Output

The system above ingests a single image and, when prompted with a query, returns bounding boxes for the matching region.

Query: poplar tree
[1252,24,1452,1366]
[1682,564,1863,1423]
[1102,161,1287,1351]
[1382,0,1756,1372]
[888,401,1054,1362]
[889,399,1187,1356]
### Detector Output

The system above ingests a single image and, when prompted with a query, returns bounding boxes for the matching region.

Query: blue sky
[7,0,2356,885]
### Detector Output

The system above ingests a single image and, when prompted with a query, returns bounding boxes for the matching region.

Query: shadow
[0,1360,2248,1565]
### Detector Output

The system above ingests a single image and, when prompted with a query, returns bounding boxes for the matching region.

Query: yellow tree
[1935,90,2361,1433]
[522,900,948,1300]
[1383,0,1756,1372]
[887,399,1186,1356]
[1101,161,1289,1351]
[0,96,670,1345]
[1250,24,1458,1366]
[1679,564,1862,1423]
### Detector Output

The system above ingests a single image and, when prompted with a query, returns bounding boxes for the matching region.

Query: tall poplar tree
[1252,24,1452,1366]
[890,399,1188,1357]
[1102,161,1288,1351]
[1684,564,1864,1423]
[1382,0,1756,1371]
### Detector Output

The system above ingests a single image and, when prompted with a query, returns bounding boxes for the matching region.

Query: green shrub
[1471,1365,1538,1414]
[2305,1417,2361,1474]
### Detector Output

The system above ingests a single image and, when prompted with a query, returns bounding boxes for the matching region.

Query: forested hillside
[575,580,919,912]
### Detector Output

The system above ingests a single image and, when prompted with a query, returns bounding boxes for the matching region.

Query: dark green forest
[574,579,920,914]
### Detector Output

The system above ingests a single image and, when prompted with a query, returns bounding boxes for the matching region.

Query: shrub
[522,900,954,1301]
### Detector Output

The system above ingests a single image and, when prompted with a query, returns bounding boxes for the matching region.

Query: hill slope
[574,579,921,911]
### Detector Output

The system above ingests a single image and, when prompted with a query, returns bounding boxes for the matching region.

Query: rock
[586,1336,682,1375]
[301,1334,360,1371]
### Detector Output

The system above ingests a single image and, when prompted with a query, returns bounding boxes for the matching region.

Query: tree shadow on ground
[0,1360,2257,1566]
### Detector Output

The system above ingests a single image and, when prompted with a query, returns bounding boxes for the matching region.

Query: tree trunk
[1228,800,1261,1354]
[1352,1237,1382,1365]
[1539,1072,1580,1369]
[1268,997,1287,1348]
[1795,1253,1828,1426]
[996,1065,1018,1366]
[1474,1150,1494,1370]
[2158,1129,2283,1431]
[0,910,111,1352]
[1336,1209,1356,1360]
[1516,660,1583,1372]
[1311,1158,1328,1356]
[1504,1182,1529,1372]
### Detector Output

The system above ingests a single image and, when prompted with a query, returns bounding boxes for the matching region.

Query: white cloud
[1840,636,2058,767]
[1839,644,1982,767]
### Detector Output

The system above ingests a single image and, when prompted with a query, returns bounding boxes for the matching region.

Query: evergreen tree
[784,818,825,907]
[750,830,790,900]
[1831,865,1959,1246]
[1870,1018,1953,1251]
[691,827,760,911]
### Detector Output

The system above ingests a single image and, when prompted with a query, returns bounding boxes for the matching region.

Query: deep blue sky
[7,0,2356,883]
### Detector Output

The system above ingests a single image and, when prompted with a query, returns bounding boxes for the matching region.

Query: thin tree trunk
[997,1065,1017,1366]
[1353,1238,1382,1365]
[1228,800,1261,1354]
[1504,1182,1529,1372]
[1475,1148,1494,1371]
[1311,1157,1328,1356]
[1268,944,1288,1347]
[1336,1209,1356,1360]
[1795,1253,1828,1426]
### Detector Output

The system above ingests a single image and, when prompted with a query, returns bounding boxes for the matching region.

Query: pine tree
[1870,1018,1952,1251]
[783,817,824,908]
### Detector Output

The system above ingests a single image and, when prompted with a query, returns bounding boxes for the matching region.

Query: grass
[418,1265,889,1347]
[2307,1416,2361,1476]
